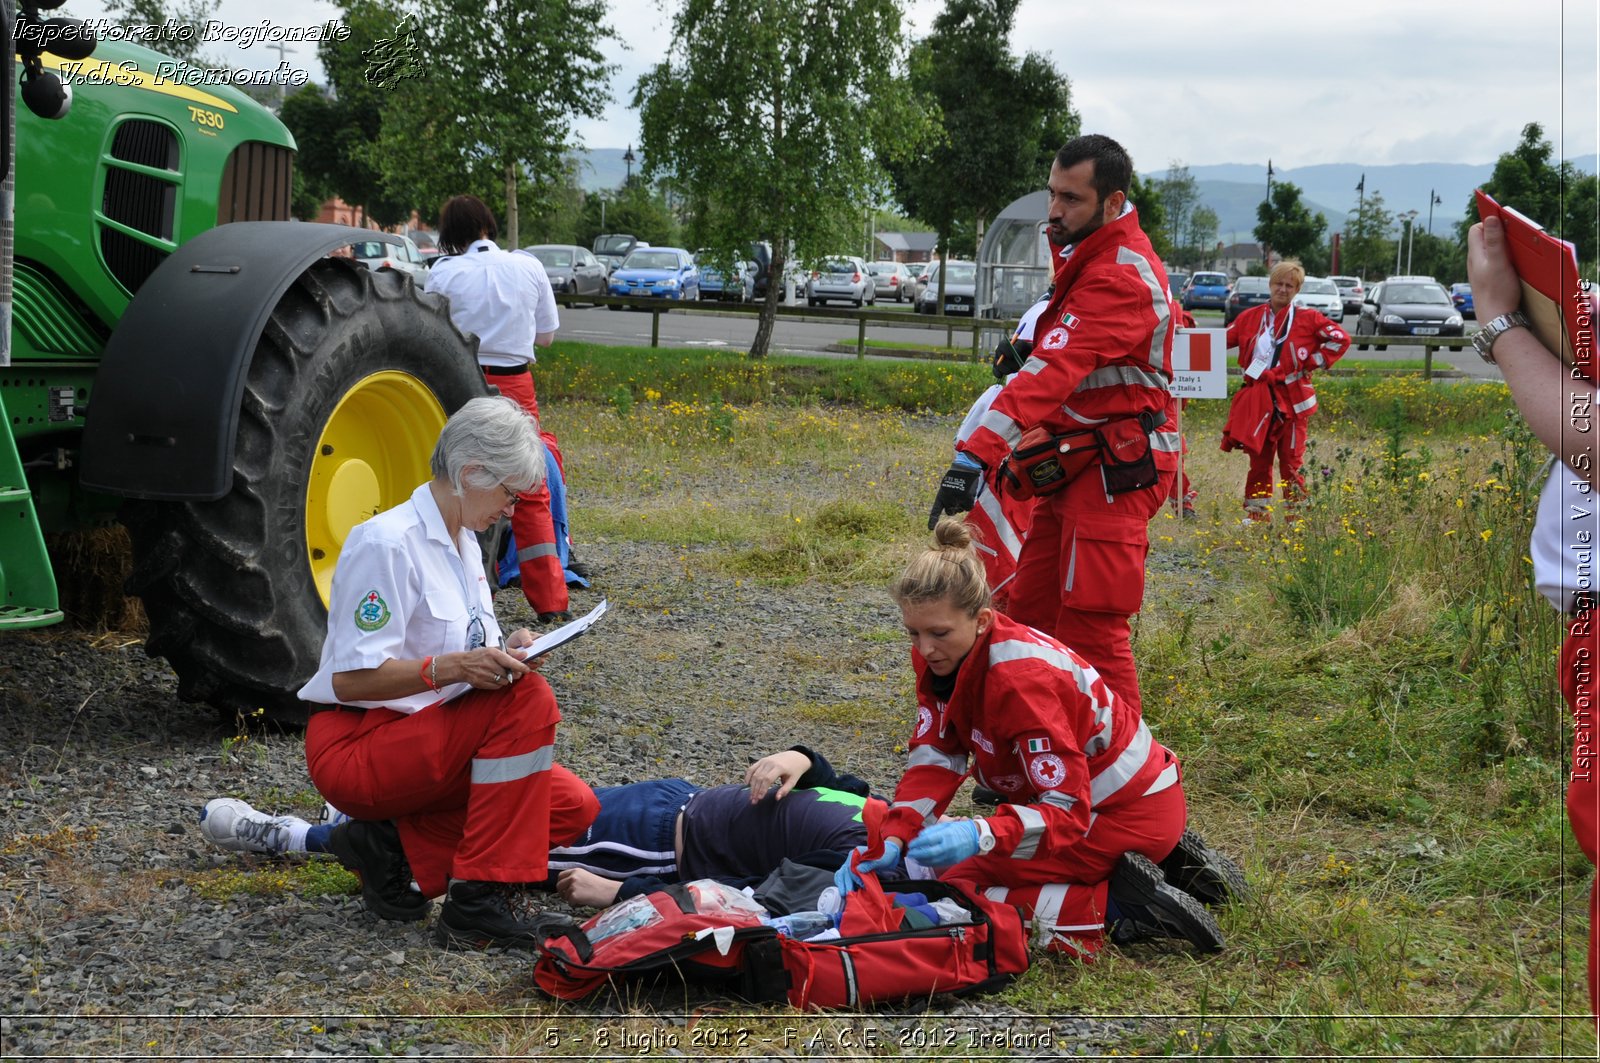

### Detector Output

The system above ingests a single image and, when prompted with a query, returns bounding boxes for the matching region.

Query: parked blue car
[696,256,754,302]
[1182,271,1231,312]
[1450,282,1474,320]
[607,247,700,303]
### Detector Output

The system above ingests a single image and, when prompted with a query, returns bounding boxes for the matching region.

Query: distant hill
[1146,157,1600,243]
[568,149,1599,242]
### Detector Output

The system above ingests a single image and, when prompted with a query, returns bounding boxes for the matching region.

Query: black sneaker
[537,610,573,624]
[434,880,545,950]
[565,555,593,582]
[1108,852,1224,953]
[1159,829,1248,907]
[324,820,429,923]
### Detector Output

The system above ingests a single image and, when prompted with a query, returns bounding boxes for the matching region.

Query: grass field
[519,342,1600,1057]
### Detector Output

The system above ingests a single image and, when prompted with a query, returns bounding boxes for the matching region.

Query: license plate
[1412,326,1440,336]
[945,302,963,311]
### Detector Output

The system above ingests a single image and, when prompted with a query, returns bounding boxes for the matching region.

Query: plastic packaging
[766,911,835,940]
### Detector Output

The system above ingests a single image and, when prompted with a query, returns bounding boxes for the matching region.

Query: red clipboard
[1475,189,1596,382]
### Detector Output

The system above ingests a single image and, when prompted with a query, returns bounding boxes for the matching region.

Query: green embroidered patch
[354,590,392,632]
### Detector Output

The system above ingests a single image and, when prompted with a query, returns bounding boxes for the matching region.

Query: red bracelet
[420,655,439,691]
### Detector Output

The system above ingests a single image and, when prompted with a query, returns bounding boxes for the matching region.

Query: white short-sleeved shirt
[425,239,559,369]
[298,483,503,712]
[1533,461,1600,615]
[955,290,1053,443]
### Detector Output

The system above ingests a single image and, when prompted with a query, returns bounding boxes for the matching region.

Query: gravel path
[1,539,1140,1060]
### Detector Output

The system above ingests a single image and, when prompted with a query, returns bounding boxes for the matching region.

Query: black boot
[434,880,545,950]
[1108,852,1224,953]
[325,820,429,922]
[1159,829,1248,906]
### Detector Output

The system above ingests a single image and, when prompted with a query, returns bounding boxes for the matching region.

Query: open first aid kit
[531,871,1029,1010]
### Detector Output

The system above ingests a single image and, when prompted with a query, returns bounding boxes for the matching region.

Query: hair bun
[932,514,974,551]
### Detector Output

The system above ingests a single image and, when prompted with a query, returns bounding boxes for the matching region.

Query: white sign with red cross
[1170,329,1228,399]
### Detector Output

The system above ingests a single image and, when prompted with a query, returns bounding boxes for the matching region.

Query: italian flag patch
[1059,312,1079,329]
[1026,737,1051,754]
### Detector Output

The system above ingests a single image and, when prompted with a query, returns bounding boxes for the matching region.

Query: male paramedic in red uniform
[929,134,1179,715]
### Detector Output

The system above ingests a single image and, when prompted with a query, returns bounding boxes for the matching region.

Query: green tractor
[3,3,487,722]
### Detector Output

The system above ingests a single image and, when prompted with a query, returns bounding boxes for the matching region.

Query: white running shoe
[321,802,352,828]
[199,797,306,854]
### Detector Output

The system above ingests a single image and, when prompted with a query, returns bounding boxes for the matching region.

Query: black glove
[992,335,1032,380]
[927,462,983,530]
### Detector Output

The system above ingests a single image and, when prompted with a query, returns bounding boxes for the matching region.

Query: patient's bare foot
[557,868,622,908]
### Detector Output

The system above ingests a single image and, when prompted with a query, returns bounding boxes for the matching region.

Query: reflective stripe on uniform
[1075,364,1169,393]
[1010,804,1048,859]
[892,797,939,825]
[989,638,1106,705]
[976,408,1023,449]
[1089,718,1152,805]
[1292,395,1317,415]
[517,542,559,562]
[974,488,1025,559]
[1151,430,1183,453]
[907,744,968,774]
[1284,371,1305,384]
[1038,789,1078,813]
[1116,245,1170,371]
[1028,884,1102,933]
[1060,404,1108,425]
[471,743,554,785]
[1019,355,1048,376]
[1142,760,1179,796]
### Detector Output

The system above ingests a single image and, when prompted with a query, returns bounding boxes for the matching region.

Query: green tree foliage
[1341,190,1393,281]
[635,0,928,357]
[1461,122,1599,268]
[1186,205,1220,269]
[363,0,617,246]
[577,183,681,250]
[279,2,419,228]
[1155,162,1198,262]
[1128,170,1168,259]
[98,0,219,64]
[885,0,1076,278]
[1255,180,1327,264]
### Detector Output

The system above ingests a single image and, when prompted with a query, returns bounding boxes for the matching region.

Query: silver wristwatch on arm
[1472,310,1531,364]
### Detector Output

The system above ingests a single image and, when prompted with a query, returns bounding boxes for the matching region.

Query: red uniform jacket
[1225,302,1350,419]
[881,615,1176,866]
[957,207,1180,474]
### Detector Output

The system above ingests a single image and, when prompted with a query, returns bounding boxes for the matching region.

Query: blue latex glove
[906,820,981,868]
[833,840,904,895]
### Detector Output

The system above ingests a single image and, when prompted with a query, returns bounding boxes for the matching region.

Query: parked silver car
[524,244,609,302]
[866,261,914,304]
[1330,275,1365,317]
[351,235,431,279]
[806,256,876,307]
[915,260,978,316]
[1292,276,1344,319]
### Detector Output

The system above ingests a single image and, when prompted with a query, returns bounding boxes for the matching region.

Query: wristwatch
[973,817,997,854]
[1471,311,1531,364]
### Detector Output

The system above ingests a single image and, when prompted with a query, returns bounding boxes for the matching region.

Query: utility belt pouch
[1096,409,1166,496]
[998,425,1099,500]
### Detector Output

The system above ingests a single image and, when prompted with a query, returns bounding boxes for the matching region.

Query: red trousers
[1244,414,1309,515]
[485,369,569,615]
[1561,616,1600,1022]
[943,769,1186,960]
[305,675,598,898]
[1006,466,1173,716]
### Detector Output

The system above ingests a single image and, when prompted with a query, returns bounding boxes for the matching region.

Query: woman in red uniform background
[1221,260,1349,520]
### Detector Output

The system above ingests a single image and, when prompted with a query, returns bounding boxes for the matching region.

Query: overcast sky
[64,0,1600,170]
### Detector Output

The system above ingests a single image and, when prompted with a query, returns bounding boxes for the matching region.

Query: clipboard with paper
[1474,189,1596,382]
[524,599,608,659]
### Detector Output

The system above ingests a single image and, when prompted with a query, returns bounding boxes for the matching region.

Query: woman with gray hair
[298,395,599,950]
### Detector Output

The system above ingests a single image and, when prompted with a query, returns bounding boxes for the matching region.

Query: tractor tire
[123,259,488,726]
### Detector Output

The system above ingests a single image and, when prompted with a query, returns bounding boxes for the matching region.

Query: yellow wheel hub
[306,371,449,606]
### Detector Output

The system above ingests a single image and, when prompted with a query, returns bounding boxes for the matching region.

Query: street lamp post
[1426,190,1442,236]
[1395,210,1418,275]
[622,144,636,186]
